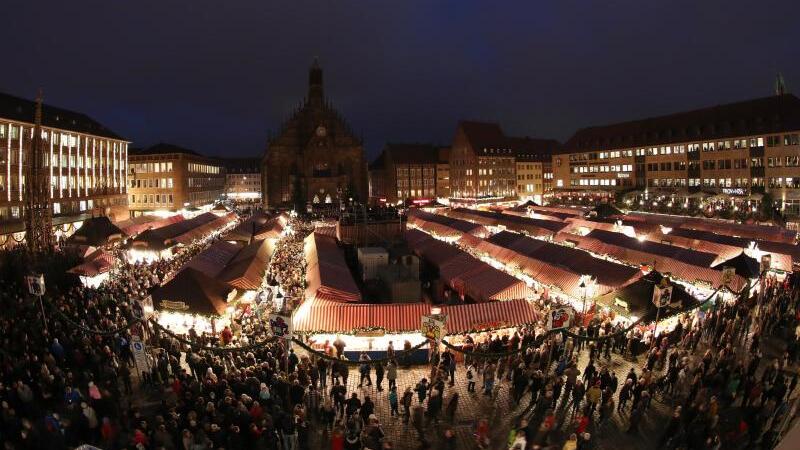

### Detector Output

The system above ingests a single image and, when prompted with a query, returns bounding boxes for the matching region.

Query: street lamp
[579,279,587,318]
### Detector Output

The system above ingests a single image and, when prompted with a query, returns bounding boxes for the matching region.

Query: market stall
[294,297,430,361]
[151,267,237,335]
[304,232,361,302]
[67,249,115,288]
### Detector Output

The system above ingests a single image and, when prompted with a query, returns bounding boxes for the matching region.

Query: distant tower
[775,72,788,96]
[308,57,324,107]
[25,90,54,252]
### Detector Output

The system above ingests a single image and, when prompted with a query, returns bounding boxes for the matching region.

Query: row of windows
[131,162,173,173]
[572,164,633,173]
[188,163,221,174]
[568,136,790,162]
[130,194,174,205]
[0,125,126,150]
[130,178,174,189]
[767,156,800,167]
[517,173,542,180]
[571,178,618,186]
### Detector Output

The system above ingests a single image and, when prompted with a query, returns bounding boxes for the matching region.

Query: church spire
[308,57,324,107]
[775,72,788,96]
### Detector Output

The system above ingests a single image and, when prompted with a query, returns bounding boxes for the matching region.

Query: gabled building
[509,137,560,203]
[448,121,516,202]
[368,143,447,205]
[262,60,367,209]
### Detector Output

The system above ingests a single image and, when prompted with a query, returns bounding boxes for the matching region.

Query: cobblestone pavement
[302,333,792,450]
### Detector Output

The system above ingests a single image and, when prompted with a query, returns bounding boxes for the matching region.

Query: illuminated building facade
[368,143,448,205]
[511,137,559,204]
[0,91,129,230]
[552,94,800,216]
[223,158,261,202]
[128,143,225,215]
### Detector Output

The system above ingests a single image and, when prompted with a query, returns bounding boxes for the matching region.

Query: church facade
[261,60,367,209]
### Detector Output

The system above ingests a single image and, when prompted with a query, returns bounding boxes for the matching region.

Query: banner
[130,335,150,376]
[721,266,736,287]
[760,254,772,273]
[269,313,292,340]
[653,285,673,308]
[25,274,45,296]
[547,307,573,330]
[421,314,447,343]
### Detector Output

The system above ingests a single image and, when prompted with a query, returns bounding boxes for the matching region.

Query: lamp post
[579,279,587,324]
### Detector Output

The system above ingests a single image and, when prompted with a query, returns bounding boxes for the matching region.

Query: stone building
[128,143,225,215]
[262,60,367,209]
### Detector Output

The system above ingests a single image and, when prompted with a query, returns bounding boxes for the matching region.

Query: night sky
[3,0,798,160]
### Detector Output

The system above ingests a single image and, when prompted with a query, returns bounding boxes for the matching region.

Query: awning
[304,233,361,302]
[152,267,234,316]
[441,299,539,334]
[67,250,115,277]
[66,217,126,247]
[293,298,429,333]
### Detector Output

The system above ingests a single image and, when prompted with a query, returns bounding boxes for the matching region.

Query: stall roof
[441,299,539,334]
[67,217,125,247]
[486,231,641,295]
[218,239,273,290]
[712,252,761,279]
[586,229,718,267]
[304,233,361,302]
[594,272,701,322]
[116,214,184,237]
[293,298,429,333]
[67,249,115,277]
[463,268,534,302]
[445,208,567,236]
[152,267,233,316]
[131,212,220,250]
[186,240,242,278]
[670,227,800,262]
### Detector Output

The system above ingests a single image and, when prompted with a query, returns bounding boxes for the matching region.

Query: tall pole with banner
[421,314,447,361]
[651,278,673,352]
[25,274,47,335]
[269,310,293,372]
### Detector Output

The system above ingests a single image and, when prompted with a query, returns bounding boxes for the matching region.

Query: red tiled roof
[441,299,539,334]
[293,298,429,333]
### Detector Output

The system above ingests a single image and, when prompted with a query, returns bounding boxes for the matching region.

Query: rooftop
[129,143,202,157]
[561,94,800,153]
[0,91,125,140]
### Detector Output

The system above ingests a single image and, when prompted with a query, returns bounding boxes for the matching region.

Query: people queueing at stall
[1,216,800,449]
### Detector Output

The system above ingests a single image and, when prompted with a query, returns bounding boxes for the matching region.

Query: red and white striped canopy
[441,299,539,334]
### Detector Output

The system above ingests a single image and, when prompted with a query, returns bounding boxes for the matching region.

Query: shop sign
[160,300,189,311]
[721,266,736,287]
[760,254,772,273]
[269,313,292,339]
[722,188,747,196]
[653,285,673,308]
[421,314,447,342]
[547,307,573,330]
[353,328,386,337]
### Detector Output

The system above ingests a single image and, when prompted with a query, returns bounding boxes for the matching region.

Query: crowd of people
[1,208,800,450]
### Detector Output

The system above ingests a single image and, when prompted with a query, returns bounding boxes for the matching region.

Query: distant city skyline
[2,0,798,159]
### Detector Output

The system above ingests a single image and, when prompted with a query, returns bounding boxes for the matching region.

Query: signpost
[650,279,673,351]
[760,254,772,274]
[25,274,47,334]
[421,314,447,344]
[721,266,736,288]
[547,307,573,330]
[130,335,149,376]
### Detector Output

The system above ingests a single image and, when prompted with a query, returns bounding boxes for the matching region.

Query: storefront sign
[547,308,573,330]
[160,300,189,311]
[421,314,447,342]
[722,188,747,196]
[353,328,386,337]
[269,313,292,339]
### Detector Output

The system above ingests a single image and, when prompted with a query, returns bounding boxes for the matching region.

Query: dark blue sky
[2,0,798,160]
